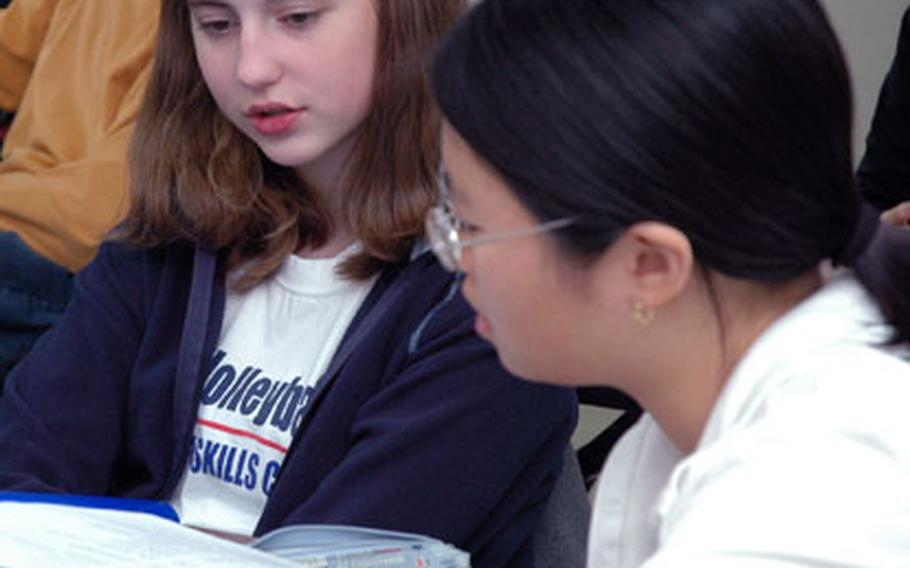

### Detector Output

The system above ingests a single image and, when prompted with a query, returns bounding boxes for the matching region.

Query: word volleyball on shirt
[187,349,315,496]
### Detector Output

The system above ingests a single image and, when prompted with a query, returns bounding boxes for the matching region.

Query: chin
[257,145,314,169]
[500,351,589,388]
[497,351,553,385]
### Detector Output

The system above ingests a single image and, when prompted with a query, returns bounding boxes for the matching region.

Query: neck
[296,234,356,259]
[294,138,358,258]
[634,269,823,453]
[294,178,354,259]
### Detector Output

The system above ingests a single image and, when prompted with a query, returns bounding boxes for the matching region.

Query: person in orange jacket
[0,0,158,380]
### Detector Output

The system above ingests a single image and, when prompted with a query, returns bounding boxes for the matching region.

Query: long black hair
[433,0,910,343]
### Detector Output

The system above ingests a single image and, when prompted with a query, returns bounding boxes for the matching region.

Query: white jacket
[589,274,910,567]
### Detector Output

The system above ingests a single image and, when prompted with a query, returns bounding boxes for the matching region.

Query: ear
[603,222,694,309]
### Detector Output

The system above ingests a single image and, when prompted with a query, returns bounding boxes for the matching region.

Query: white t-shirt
[170,247,374,537]
[588,275,910,567]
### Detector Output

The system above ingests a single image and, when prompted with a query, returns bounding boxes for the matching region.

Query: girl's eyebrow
[188,0,324,8]
[187,0,228,8]
[445,174,471,208]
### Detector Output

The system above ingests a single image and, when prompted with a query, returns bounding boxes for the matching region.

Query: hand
[880,201,910,227]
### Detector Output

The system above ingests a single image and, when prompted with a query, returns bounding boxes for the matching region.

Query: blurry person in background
[857,5,910,226]
[0,0,158,381]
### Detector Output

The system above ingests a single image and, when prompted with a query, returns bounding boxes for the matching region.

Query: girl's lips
[249,109,303,136]
[475,312,492,338]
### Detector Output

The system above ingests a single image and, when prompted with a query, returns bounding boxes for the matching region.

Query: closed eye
[198,18,236,35]
[454,218,483,236]
[280,10,319,29]
[190,5,238,37]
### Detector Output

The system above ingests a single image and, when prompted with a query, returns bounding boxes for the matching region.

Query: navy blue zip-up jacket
[0,241,577,567]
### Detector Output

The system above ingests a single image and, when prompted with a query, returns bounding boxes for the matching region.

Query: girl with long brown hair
[0,1,575,564]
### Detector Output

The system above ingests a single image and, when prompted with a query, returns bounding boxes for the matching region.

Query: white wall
[821,0,907,161]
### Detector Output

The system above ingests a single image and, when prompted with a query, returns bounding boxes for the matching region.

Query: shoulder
[684,342,910,504]
[774,342,910,435]
[638,284,910,563]
[649,345,910,565]
[752,338,910,423]
[902,6,910,44]
[76,240,206,313]
[373,251,577,417]
[706,339,910,463]
[87,239,196,282]
[408,257,577,412]
[393,252,492,347]
[376,251,475,351]
[709,277,907,435]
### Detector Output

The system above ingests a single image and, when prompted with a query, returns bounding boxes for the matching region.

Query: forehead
[440,122,539,222]
[440,122,484,206]
[187,0,320,6]
[185,0,352,15]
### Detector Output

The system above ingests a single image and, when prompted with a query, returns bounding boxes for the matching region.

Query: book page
[252,524,471,567]
[0,501,297,567]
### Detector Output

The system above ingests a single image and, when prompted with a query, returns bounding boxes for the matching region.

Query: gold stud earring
[632,300,656,325]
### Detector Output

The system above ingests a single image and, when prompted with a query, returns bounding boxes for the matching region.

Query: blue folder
[0,490,180,522]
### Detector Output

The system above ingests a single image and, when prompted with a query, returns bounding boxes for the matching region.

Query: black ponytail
[853,225,910,344]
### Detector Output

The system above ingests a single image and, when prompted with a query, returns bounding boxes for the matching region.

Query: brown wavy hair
[119,0,466,289]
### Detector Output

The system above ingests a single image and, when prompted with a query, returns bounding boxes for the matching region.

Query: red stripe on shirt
[197,418,289,454]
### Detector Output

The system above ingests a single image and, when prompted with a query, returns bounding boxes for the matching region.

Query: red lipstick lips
[246,103,303,136]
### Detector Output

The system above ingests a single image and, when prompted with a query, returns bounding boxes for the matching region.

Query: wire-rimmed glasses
[425,169,575,272]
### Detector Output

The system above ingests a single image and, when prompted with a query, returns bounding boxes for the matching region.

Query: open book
[0,492,470,567]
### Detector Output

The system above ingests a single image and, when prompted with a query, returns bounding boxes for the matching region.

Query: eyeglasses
[425,169,576,272]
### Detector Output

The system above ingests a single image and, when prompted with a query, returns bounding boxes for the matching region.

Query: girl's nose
[236,28,282,88]
[456,245,474,274]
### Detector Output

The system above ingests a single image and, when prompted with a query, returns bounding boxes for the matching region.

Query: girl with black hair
[428,0,910,565]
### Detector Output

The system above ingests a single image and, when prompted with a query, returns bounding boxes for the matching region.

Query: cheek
[323,57,375,121]
[464,252,570,380]
[195,48,233,107]
[316,19,378,116]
